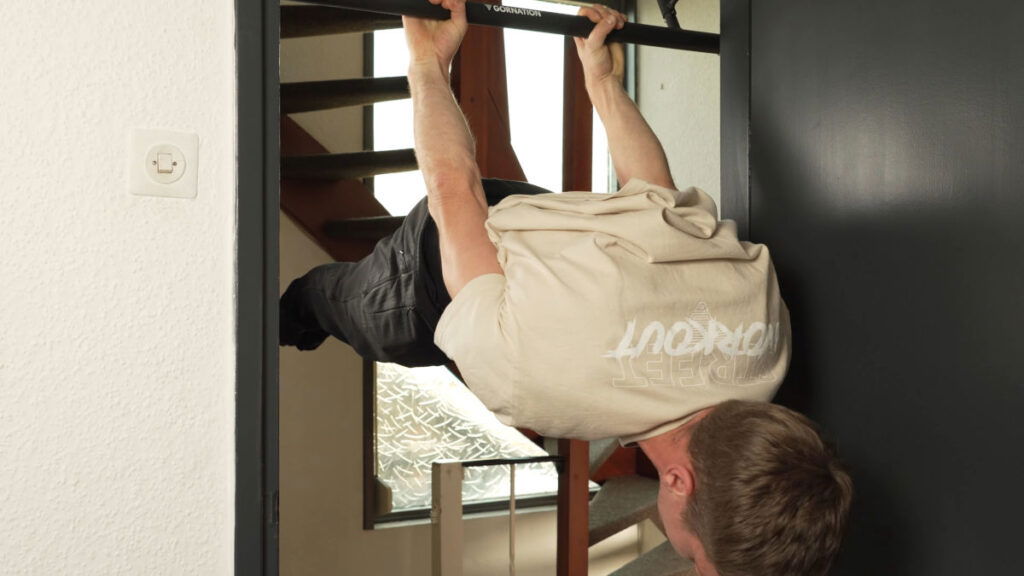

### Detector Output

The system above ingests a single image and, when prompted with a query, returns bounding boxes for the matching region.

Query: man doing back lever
[280,2,852,574]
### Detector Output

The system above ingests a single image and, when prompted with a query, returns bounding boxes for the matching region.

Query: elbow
[619,172,677,192]
[645,166,677,191]
[425,167,485,213]
[426,167,476,196]
[655,177,677,191]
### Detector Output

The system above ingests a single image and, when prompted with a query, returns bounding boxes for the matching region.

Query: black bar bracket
[657,0,681,29]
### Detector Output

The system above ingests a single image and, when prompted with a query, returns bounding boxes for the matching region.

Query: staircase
[280,2,691,574]
[588,447,692,575]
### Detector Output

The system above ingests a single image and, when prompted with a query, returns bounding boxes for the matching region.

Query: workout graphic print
[604,301,784,388]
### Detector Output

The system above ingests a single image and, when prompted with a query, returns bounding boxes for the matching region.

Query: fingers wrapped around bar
[573,4,627,89]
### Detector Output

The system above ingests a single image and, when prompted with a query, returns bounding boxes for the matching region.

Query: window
[373,363,561,517]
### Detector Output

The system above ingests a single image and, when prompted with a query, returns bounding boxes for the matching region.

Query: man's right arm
[575,6,676,190]
[590,78,676,190]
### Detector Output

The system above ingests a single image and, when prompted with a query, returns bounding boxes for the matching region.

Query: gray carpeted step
[610,541,693,576]
[589,437,620,476]
[589,475,660,546]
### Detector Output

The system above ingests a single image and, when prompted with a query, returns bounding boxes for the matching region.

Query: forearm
[408,61,487,215]
[588,79,675,190]
[408,60,501,297]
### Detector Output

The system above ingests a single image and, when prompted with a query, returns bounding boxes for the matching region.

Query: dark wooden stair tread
[282,77,410,114]
[282,148,417,180]
[281,5,401,38]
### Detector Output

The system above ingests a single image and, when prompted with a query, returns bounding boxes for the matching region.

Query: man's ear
[662,463,696,498]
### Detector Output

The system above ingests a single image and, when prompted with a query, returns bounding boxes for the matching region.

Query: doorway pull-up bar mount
[299,0,720,54]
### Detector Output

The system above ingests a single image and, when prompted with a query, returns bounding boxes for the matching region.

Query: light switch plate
[129,128,199,199]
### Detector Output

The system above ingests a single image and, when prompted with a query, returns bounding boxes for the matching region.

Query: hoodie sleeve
[433,273,519,426]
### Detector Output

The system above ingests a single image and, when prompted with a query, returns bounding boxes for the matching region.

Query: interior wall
[746,0,1024,572]
[0,1,237,574]
[280,27,365,154]
[637,0,721,213]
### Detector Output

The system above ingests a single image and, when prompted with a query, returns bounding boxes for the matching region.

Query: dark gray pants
[279,178,551,367]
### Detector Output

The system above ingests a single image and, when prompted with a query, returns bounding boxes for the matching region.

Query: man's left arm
[404,0,502,299]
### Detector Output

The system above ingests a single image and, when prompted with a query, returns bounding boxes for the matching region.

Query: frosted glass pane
[375,363,559,513]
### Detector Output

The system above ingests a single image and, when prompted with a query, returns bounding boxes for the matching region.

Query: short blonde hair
[685,400,853,576]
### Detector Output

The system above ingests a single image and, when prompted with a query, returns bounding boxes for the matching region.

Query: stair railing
[432,456,565,576]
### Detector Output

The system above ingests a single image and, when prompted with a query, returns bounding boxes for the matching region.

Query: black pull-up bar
[298,0,720,54]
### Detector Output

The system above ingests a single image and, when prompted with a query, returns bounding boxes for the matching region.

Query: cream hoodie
[435,178,790,444]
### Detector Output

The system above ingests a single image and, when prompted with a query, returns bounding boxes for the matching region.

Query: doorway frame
[236,0,281,575]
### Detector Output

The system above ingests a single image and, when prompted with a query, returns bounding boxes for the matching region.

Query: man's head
[654,400,853,576]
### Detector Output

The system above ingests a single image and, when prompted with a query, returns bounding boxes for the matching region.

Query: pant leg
[480,178,554,205]
[281,177,552,366]
[278,261,354,351]
[279,253,417,361]
[280,196,448,366]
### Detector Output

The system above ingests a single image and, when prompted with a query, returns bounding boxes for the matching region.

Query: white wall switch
[129,128,199,199]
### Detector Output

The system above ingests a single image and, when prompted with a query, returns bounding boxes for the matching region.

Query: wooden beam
[450,2,527,181]
[553,37,604,576]
[557,439,590,576]
[591,447,639,484]
[562,35,593,192]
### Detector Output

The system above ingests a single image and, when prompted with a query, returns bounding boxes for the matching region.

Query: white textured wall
[637,0,721,212]
[0,2,236,575]
[280,30,366,155]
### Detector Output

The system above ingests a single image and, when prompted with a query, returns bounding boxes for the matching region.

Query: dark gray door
[745,0,1024,573]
